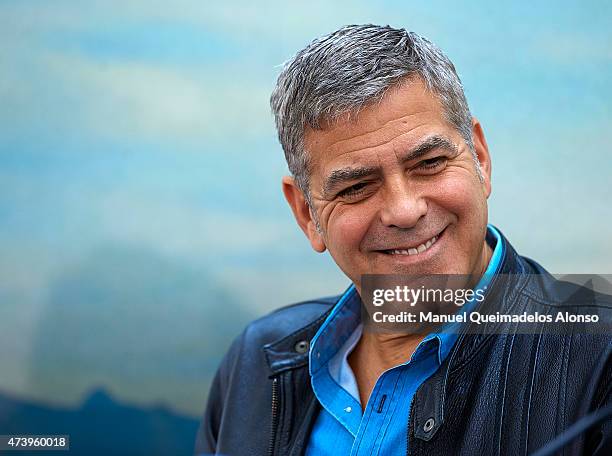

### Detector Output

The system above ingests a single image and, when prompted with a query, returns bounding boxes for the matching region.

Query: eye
[337,182,369,198]
[416,156,447,172]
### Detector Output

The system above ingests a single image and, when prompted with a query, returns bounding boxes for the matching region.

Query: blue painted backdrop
[1,1,610,454]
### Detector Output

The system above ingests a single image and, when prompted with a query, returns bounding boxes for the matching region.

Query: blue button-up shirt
[306,225,503,455]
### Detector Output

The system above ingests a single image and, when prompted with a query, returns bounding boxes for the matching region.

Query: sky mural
[1,0,611,432]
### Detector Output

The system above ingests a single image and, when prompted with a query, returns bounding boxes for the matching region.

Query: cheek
[432,170,488,263]
[433,168,486,220]
[325,204,374,255]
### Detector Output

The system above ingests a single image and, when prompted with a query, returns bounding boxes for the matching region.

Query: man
[196,25,611,455]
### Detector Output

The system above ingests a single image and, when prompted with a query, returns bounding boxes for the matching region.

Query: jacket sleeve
[194,331,245,456]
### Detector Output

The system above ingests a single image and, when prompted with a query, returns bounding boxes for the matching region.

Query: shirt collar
[309,284,359,375]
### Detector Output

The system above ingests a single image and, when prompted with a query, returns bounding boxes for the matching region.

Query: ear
[471,117,492,198]
[282,176,327,253]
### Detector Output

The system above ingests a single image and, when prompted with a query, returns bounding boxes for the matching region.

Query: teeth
[388,235,439,256]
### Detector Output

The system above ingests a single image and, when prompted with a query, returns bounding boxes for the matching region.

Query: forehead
[304,78,453,174]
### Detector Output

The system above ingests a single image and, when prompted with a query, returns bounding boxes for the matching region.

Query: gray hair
[270,24,479,199]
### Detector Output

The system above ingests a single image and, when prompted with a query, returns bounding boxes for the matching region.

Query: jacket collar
[263,298,338,377]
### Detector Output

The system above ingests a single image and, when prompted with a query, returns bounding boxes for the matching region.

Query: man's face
[283,78,493,288]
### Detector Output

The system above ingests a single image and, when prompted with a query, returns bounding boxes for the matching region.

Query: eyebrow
[322,135,459,197]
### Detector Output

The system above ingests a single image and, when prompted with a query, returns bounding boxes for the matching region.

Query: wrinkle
[310,113,434,159]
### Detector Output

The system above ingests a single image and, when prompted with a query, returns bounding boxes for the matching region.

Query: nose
[379,179,427,229]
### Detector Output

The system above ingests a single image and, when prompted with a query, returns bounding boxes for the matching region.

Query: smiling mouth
[379,229,444,257]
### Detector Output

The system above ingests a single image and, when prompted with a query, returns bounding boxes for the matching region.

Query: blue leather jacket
[195,230,611,455]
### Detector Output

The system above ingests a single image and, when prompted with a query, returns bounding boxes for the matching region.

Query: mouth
[377,227,446,258]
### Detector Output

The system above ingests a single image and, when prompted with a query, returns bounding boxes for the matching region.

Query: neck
[471,237,494,287]
[358,330,425,371]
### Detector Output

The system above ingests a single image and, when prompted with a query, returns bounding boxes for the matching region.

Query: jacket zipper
[406,391,417,456]
[267,376,280,456]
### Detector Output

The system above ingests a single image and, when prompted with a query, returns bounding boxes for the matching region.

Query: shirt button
[423,417,435,432]
[294,340,309,354]
[344,406,352,413]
